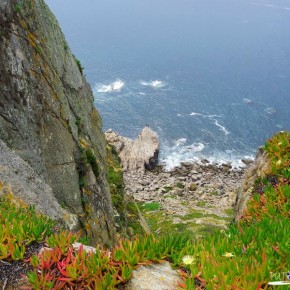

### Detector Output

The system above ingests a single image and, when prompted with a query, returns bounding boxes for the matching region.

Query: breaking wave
[160,138,253,171]
[214,120,230,135]
[94,80,125,93]
[140,80,166,88]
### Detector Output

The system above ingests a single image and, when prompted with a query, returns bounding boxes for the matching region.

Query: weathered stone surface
[234,147,271,221]
[106,126,159,173]
[0,0,115,244]
[125,262,183,290]
[0,139,78,229]
[123,159,244,222]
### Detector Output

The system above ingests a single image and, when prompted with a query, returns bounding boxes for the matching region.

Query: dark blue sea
[46,0,290,169]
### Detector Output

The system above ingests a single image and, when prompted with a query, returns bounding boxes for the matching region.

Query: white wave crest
[264,107,277,115]
[243,98,253,104]
[161,146,254,171]
[160,139,205,170]
[189,112,221,118]
[190,112,203,116]
[140,80,166,89]
[95,80,124,93]
[214,120,230,135]
[175,138,187,146]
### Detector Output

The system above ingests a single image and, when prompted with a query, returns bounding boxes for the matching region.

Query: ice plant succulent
[182,255,195,265]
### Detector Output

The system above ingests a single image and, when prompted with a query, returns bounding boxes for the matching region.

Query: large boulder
[105,126,159,173]
[0,0,115,245]
[125,262,183,290]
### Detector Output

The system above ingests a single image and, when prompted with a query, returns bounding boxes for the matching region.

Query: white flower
[223,252,234,258]
[182,255,195,265]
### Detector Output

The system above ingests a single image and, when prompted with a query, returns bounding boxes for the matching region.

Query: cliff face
[0,0,115,245]
[234,147,271,221]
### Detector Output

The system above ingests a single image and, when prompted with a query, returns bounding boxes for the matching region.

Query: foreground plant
[0,193,54,261]
[2,132,290,289]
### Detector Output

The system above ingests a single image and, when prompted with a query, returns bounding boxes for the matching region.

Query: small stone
[180,161,192,168]
[188,183,197,191]
[241,158,254,165]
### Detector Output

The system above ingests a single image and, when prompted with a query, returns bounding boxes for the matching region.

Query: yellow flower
[223,252,234,258]
[182,255,195,265]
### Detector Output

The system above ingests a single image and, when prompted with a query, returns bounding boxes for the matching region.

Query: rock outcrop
[0,0,115,245]
[125,262,183,290]
[0,140,78,228]
[234,147,271,221]
[105,126,159,173]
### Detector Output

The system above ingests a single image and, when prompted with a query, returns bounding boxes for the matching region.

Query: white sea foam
[243,98,253,104]
[189,112,221,118]
[190,112,203,116]
[175,138,187,145]
[264,4,290,10]
[160,139,206,170]
[251,2,290,10]
[214,120,230,135]
[160,142,254,171]
[95,80,124,93]
[264,107,277,115]
[140,80,166,89]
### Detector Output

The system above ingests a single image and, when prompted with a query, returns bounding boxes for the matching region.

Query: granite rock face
[0,0,115,245]
[105,126,159,173]
[0,140,78,229]
[234,147,271,221]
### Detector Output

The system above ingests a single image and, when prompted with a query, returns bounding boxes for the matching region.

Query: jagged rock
[234,147,271,221]
[241,158,254,166]
[0,0,115,244]
[105,126,159,173]
[125,262,183,290]
[0,140,78,229]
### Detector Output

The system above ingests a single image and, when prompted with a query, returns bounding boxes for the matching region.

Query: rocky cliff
[234,147,271,220]
[0,0,115,245]
[105,126,160,173]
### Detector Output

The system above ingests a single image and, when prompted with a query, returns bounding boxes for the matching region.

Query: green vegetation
[210,190,219,196]
[85,148,99,178]
[64,43,69,51]
[162,186,173,193]
[106,144,144,236]
[264,131,290,179]
[196,200,207,207]
[0,132,289,289]
[140,201,161,211]
[14,3,23,13]
[0,193,54,261]
[175,182,185,189]
[75,117,82,133]
[35,45,42,54]
[73,54,84,75]
[224,208,234,216]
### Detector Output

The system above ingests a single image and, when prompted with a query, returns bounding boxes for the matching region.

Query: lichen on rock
[0,0,115,245]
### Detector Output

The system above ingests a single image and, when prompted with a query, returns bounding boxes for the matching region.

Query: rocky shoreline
[106,127,249,235]
[124,161,245,219]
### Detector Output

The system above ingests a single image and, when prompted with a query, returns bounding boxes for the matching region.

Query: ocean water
[46,0,290,169]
